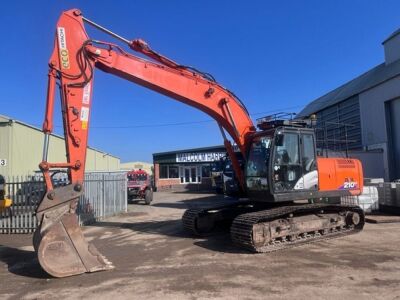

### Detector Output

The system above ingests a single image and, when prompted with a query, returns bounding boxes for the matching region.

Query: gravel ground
[0,191,400,300]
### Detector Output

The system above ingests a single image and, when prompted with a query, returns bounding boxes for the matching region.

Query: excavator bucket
[34,184,114,277]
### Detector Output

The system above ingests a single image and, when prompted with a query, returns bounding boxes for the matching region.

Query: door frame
[270,127,318,193]
[179,166,201,184]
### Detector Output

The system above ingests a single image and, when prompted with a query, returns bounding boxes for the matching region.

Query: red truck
[127,169,153,205]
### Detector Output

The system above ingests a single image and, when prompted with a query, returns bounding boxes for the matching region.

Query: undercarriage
[182,202,364,252]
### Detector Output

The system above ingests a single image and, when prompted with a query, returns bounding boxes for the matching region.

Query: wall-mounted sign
[176,152,225,163]
[0,159,6,166]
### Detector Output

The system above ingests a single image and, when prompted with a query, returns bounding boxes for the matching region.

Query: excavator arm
[35,9,256,277]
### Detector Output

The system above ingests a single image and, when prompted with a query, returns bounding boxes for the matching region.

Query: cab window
[246,136,271,191]
[272,133,301,192]
[302,134,316,173]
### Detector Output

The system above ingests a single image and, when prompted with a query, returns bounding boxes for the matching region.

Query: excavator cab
[244,114,362,204]
[245,116,319,201]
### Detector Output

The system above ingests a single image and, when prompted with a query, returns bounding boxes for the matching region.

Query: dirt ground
[1,191,400,300]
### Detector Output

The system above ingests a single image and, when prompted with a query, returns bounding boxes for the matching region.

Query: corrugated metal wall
[315,96,362,151]
[0,118,120,178]
[387,98,400,180]
[0,117,11,177]
[10,121,67,177]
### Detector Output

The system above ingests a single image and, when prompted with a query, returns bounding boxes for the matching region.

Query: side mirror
[275,134,284,146]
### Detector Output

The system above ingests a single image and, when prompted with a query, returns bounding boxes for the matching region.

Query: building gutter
[0,120,13,126]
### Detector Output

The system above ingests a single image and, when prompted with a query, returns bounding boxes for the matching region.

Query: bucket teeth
[99,255,114,268]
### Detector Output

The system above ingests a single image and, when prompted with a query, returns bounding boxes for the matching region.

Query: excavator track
[182,208,209,235]
[230,204,365,253]
[182,201,257,236]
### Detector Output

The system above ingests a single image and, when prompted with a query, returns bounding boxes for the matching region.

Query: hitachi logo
[57,27,70,69]
[57,27,67,50]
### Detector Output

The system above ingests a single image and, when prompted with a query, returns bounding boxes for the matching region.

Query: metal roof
[382,28,400,44]
[298,59,400,118]
[153,145,225,157]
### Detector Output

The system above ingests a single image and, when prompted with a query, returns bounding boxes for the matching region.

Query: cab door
[298,133,318,190]
[272,131,302,192]
[271,130,318,193]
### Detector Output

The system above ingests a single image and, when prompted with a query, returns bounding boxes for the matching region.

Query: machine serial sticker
[57,27,70,69]
[82,83,91,104]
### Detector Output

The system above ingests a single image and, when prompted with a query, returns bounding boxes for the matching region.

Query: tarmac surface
[1,191,400,300]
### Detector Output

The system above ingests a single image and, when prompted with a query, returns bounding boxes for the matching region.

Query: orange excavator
[35,8,365,278]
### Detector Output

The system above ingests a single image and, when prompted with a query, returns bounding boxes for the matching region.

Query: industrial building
[153,145,227,191]
[0,114,120,178]
[298,28,400,181]
[120,161,153,175]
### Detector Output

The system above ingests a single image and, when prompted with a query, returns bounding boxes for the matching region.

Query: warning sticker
[80,107,89,130]
[82,83,91,105]
[80,107,89,122]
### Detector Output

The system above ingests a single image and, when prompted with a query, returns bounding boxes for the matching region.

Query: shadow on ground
[193,234,249,254]
[169,190,220,194]
[0,246,50,279]
[150,194,238,210]
[113,194,247,253]
[90,217,247,254]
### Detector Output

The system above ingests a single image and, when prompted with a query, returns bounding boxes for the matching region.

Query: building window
[160,165,179,179]
[168,166,179,178]
[160,165,168,178]
[202,165,211,177]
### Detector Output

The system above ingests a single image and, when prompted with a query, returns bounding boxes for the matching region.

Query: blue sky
[1,1,399,162]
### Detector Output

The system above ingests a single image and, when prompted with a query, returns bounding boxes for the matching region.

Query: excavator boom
[35,9,255,277]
